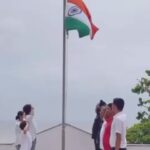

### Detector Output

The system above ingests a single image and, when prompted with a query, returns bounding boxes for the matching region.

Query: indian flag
[65,0,99,39]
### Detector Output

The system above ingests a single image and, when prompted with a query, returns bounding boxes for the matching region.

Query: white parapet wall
[0,124,150,150]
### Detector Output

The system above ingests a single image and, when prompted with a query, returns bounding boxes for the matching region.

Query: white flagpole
[62,0,67,150]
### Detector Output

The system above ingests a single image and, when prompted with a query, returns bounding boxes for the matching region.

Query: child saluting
[20,121,32,150]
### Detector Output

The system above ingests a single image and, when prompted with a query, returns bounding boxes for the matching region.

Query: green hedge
[127,120,150,144]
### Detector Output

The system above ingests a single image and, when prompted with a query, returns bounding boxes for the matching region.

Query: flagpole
[62,0,67,149]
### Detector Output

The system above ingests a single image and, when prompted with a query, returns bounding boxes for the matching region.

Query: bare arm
[115,133,121,150]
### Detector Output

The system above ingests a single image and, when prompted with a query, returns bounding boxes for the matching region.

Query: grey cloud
[0,0,150,129]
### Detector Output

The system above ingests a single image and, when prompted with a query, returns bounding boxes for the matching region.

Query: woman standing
[23,104,37,150]
[92,100,106,150]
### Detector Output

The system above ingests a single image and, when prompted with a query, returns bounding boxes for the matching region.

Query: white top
[25,115,37,141]
[15,121,21,145]
[100,121,106,150]
[20,131,32,150]
[110,112,127,148]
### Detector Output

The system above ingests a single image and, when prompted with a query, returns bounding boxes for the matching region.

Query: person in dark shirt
[92,100,106,150]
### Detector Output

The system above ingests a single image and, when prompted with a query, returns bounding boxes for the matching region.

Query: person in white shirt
[110,98,127,150]
[15,111,24,150]
[23,104,37,150]
[20,121,32,150]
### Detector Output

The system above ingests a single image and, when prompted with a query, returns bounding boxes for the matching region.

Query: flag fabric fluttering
[65,0,99,39]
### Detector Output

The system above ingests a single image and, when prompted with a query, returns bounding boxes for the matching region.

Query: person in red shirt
[103,103,113,150]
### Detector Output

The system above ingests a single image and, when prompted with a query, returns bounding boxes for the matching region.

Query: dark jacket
[92,116,103,141]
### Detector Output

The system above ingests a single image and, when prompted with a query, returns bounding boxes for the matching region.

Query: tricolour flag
[65,0,99,39]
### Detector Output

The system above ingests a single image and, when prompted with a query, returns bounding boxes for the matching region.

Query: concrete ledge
[0,124,150,150]
[128,144,150,147]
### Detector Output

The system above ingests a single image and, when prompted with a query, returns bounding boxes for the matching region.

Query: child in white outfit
[20,121,32,150]
[15,111,24,150]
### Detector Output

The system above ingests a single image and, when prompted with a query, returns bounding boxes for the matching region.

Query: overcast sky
[0,0,150,129]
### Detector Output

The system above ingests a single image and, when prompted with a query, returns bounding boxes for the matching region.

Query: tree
[127,70,150,144]
[132,70,150,122]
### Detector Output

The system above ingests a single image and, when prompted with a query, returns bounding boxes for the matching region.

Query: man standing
[92,100,106,150]
[110,98,127,150]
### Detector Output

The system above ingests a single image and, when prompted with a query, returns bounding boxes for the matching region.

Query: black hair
[20,121,27,130]
[16,111,23,120]
[95,105,100,115]
[113,98,125,111]
[108,103,112,108]
[99,100,106,107]
[23,104,32,115]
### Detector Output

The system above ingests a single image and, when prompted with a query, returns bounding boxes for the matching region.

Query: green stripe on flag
[65,17,90,38]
